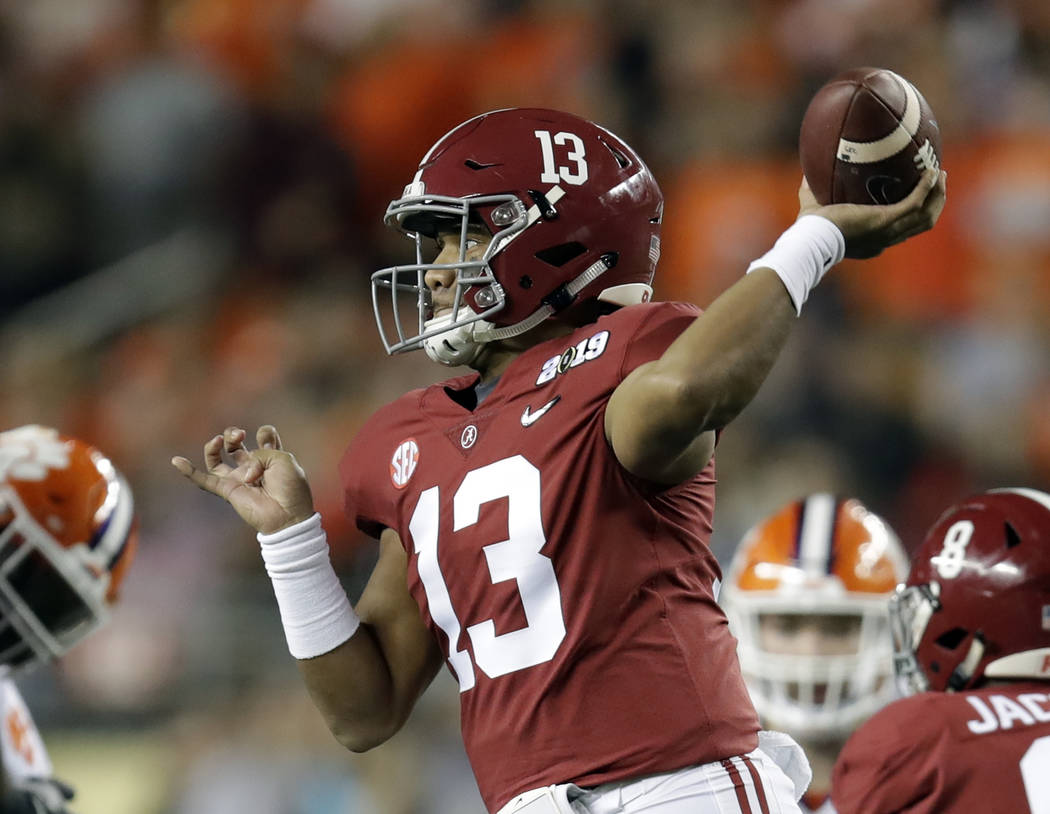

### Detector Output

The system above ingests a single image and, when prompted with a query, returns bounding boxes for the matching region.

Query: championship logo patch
[390,438,419,489]
[535,329,610,386]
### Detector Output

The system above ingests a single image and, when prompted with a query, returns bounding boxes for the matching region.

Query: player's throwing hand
[801,166,947,259]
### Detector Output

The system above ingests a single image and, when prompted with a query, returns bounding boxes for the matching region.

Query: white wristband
[257,513,360,659]
[746,215,845,315]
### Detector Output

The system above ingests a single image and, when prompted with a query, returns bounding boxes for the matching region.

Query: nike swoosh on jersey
[521,396,561,426]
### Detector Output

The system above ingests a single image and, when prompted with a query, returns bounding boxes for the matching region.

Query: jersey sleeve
[338,399,419,540]
[339,436,384,539]
[831,699,938,814]
[618,301,701,378]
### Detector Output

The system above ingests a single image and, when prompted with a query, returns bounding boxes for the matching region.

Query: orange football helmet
[721,494,908,741]
[0,426,137,671]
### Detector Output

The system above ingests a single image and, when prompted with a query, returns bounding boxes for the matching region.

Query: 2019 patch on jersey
[535,330,609,386]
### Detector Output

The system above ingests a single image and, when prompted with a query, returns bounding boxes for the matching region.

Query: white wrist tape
[257,513,360,659]
[746,215,845,315]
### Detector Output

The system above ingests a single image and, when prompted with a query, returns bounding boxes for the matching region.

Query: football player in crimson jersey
[832,488,1050,814]
[173,108,945,814]
[721,494,909,814]
[0,425,138,814]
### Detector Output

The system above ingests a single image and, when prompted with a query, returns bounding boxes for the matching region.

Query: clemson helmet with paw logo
[0,425,137,672]
[721,493,908,741]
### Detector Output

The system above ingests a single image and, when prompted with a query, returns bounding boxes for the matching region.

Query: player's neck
[471,319,577,381]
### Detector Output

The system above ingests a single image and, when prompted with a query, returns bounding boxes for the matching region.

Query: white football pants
[495,732,809,814]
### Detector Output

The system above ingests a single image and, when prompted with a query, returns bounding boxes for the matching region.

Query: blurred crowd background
[0,0,1048,811]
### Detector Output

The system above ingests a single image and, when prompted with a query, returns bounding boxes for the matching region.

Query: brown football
[799,67,941,205]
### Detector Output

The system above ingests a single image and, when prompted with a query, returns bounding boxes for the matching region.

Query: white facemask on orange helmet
[721,494,907,742]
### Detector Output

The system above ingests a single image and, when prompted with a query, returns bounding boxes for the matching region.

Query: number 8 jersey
[340,302,760,813]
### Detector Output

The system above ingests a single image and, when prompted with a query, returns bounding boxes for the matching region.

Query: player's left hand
[800,166,946,258]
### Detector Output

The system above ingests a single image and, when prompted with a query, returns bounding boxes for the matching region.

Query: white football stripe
[799,492,837,575]
[837,71,920,165]
[989,487,1050,514]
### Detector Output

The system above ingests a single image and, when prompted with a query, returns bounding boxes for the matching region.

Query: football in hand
[799,67,941,206]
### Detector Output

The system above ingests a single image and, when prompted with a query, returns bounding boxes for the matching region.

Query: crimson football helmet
[0,426,137,672]
[721,494,908,741]
[892,487,1050,695]
[372,108,664,365]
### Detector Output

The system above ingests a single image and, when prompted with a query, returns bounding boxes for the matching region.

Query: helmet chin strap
[473,253,619,344]
[423,253,644,366]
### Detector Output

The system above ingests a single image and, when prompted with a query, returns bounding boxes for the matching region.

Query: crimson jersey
[832,682,1050,813]
[341,302,759,813]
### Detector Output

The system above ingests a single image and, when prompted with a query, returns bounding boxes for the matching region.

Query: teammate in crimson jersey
[721,495,908,814]
[832,488,1050,814]
[174,108,945,813]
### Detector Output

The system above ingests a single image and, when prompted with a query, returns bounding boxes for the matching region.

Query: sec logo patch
[390,438,419,489]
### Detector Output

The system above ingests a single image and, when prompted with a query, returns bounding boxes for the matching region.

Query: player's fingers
[243,457,267,485]
[223,426,252,465]
[257,425,282,451]
[902,167,940,213]
[922,170,947,221]
[172,455,227,496]
[203,434,232,474]
[797,175,817,209]
[879,170,944,241]
[871,167,938,230]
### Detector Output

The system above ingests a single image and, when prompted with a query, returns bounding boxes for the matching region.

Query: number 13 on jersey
[408,455,566,691]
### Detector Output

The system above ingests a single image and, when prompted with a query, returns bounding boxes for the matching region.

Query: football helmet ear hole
[534,242,586,268]
[934,627,968,650]
[1005,521,1022,548]
[598,136,631,169]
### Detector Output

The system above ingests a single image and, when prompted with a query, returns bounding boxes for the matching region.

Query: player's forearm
[296,624,430,752]
[255,515,403,750]
[276,524,441,753]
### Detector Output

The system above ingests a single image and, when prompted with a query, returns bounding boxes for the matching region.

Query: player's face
[758,613,863,657]
[423,228,493,317]
[758,613,863,705]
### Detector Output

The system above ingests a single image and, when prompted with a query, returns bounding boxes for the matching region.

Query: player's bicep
[605,361,716,485]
